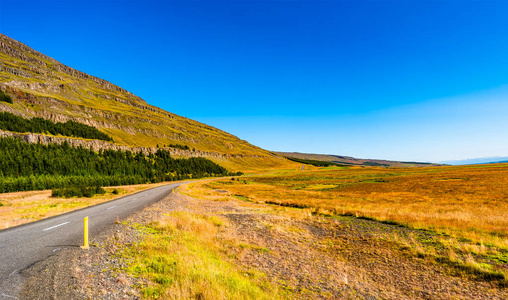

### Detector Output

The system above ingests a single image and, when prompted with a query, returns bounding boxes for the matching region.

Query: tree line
[0,112,113,141]
[0,137,241,193]
[284,156,342,167]
[168,143,190,150]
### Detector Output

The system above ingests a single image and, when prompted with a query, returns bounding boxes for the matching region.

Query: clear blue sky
[1,0,508,162]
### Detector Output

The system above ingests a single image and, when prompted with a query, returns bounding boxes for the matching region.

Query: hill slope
[275,151,440,167]
[0,34,295,171]
[439,156,508,165]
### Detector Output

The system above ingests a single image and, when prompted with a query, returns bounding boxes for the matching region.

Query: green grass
[121,212,286,299]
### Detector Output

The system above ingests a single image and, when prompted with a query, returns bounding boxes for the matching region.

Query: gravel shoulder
[20,190,508,299]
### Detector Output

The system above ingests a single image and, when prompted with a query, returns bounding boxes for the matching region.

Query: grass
[120,212,285,299]
[0,182,171,229]
[182,164,508,284]
[201,165,508,249]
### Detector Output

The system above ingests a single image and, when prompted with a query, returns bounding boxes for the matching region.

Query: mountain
[439,157,508,166]
[0,33,295,171]
[275,151,440,167]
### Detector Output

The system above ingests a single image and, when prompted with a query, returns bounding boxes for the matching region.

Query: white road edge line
[8,269,18,277]
[1,293,18,299]
[42,222,70,231]
[106,205,117,210]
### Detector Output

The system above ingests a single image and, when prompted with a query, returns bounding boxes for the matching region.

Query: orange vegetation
[197,164,508,248]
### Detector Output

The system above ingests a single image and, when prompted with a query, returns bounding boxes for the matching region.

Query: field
[186,164,508,283]
[19,166,508,298]
[0,182,172,229]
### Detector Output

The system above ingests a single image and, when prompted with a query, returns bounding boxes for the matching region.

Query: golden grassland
[182,164,508,282]
[202,164,508,246]
[120,212,285,299]
[0,182,172,229]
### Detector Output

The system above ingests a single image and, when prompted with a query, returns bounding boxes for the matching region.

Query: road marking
[8,269,18,277]
[106,205,117,210]
[1,293,18,299]
[42,222,69,231]
[53,248,62,252]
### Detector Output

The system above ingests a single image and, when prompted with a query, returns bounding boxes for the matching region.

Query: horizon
[1,1,508,162]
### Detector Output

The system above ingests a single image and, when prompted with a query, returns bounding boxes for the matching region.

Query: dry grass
[182,164,508,282]
[191,164,508,248]
[0,182,170,229]
[121,212,284,299]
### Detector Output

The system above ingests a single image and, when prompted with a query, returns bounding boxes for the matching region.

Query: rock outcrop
[0,129,263,160]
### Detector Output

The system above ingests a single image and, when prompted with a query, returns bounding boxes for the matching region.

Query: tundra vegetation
[187,164,508,284]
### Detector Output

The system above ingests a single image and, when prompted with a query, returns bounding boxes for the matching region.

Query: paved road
[0,182,183,299]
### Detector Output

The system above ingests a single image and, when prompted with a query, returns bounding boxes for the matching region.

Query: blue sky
[1,0,508,162]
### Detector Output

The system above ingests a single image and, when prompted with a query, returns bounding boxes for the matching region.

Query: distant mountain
[0,33,295,171]
[274,152,440,167]
[439,157,508,166]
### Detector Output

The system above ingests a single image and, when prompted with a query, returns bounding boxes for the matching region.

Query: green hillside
[0,34,296,171]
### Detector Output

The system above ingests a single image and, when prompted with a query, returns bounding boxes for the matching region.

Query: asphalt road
[0,182,183,299]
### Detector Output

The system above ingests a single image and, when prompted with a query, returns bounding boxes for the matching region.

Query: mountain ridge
[439,156,508,166]
[275,151,441,167]
[0,33,296,171]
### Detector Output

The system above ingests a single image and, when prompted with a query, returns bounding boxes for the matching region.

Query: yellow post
[81,216,89,249]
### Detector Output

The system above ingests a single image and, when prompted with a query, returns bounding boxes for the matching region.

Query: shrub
[0,90,13,104]
[168,143,190,150]
[51,186,106,198]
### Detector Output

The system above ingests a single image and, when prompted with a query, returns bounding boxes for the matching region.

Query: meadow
[188,164,508,282]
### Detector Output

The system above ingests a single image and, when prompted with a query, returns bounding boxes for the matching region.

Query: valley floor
[19,187,507,299]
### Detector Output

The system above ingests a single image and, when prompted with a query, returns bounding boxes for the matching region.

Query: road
[0,182,183,299]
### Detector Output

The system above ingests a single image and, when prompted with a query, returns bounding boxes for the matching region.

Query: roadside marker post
[81,216,89,249]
